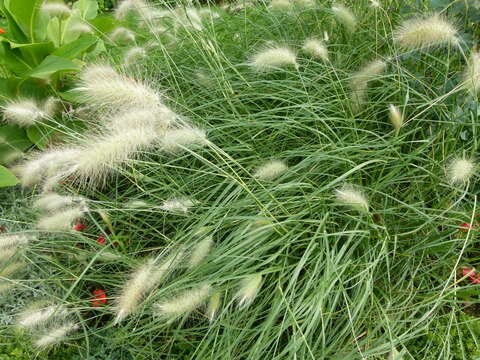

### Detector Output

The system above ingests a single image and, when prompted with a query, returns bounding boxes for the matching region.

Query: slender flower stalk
[254,160,288,180]
[393,14,459,50]
[236,274,263,308]
[154,285,211,318]
[446,158,476,184]
[250,47,298,71]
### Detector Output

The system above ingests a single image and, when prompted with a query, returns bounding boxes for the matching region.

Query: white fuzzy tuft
[0,234,34,250]
[370,0,381,7]
[250,47,298,71]
[236,274,263,308]
[254,160,288,180]
[40,2,71,19]
[173,8,204,31]
[18,305,68,329]
[154,284,211,318]
[110,27,136,44]
[335,184,369,213]
[293,0,315,7]
[0,261,25,277]
[42,97,60,118]
[350,59,387,110]
[393,14,458,50]
[160,127,208,153]
[115,0,143,19]
[463,51,480,95]
[331,4,357,32]
[198,8,220,20]
[106,108,174,133]
[0,248,17,263]
[188,236,214,269]
[302,39,329,62]
[124,47,147,67]
[34,322,78,349]
[447,158,476,184]
[37,207,86,231]
[2,100,46,127]
[388,104,403,135]
[69,23,93,35]
[76,66,162,110]
[160,197,194,214]
[270,0,292,10]
[207,292,221,322]
[34,193,85,213]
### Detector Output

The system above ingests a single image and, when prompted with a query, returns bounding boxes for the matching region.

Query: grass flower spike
[331,4,357,32]
[41,2,71,19]
[447,158,476,184]
[251,47,298,71]
[236,274,263,308]
[2,100,46,127]
[37,207,86,231]
[160,127,208,153]
[393,14,458,50]
[110,27,136,44]
[0,234,33,250]
[463,51,480,95]
[17,305,68,329]
[207,292,221,321]
[160,198,194,213]
[254,160,288,180]
[70,22,93,35]
[188,236,214,269]
[389,104,403,135]
[34,193,85,213]
[34,322,79,349]
[350,59,387,110]
[154,285,211,318]
[335,184,369,213]
[124,47,147,66]
[270,0,292,10]
[302,39,329,62]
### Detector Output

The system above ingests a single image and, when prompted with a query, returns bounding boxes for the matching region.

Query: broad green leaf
[0,125,32,151]
[4,0,48,42]
[73,0,98,20]
[0,164,18,187]
[89,15,117,34]
[0,77,21,99]
[9,41,54,66]
[26,124,53,150]
[24,55,80,79]
[53,35,97,59]
[0,0,27,42]
[84,38,106,59]
[0,42,31,75]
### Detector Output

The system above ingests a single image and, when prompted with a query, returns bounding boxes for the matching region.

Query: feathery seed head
[2,100,46,127]
[0,261,26,278]
[79,64,119,84]
[393,14,458,50]
[254,159,288,180]
[43,97,60,118]
[463,51,480,95]
[154,285,211,318]
[173,8,204,31]
[270,0,292,10]
[41,2,71,19]
[34,193,85,213]
[188,236,214,269]
[110,27,136,44]
[447,158,476,184]
[370,0,381,7]
[17,304,69,329]
[160,197,194,213]
[250,47,298,71]
[236,274,263,308]
[335,184,369,213]
[198,8,220,20]
[115,0,143,19]
[350,59,387,109]
[37,207,86,231]
[331,3,357,32]
[0,234,34,250]
[160,127,208,153]
[3,150,23,164]
[0,248,18,263]
[207,292,221,322]
[293,0,315,7]
[69,22,93,35]
[106,108,174,133]
[388,104,403,135]
[34,322,78,349]
[124,47,147,67]
[302,39,329,62]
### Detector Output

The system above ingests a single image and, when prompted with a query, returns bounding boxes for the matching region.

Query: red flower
[462,267,480,285]
[72,221,87,231]
[96,237,106,245]
[459,222,474,233]
[91,289,107,307]
[0,28,6,34]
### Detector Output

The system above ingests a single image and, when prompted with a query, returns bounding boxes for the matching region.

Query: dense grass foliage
[2,1,480,359]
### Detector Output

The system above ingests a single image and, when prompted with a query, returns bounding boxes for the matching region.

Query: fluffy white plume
[350,59,387,110]
[207,292,221,321]
[463,51,480,95]
[160,197,194,214]
[106,108,174,133]
[0,234,34,250]
[250,47,298,71]
[254,160,288,180]
[110,27,136,44]
[198,8,220,20]
[114,0,147,19]
[270,0,292,10]
[17,305,69,329]
[34,193,85,213]
[331,3,357,32]
[124,47,147,67]
[447,158,476,184]
[236,274,263,308]
[69,23,93,35]
[335,184,369,213]
[40,2,71,19]
[34,322,79,349]
[37,207,86,231]
[0,261,25,277]
[79,64,119,83]
[159,127,208,153]
[393,14,458,50]
[389,104,403,135]
[2,100,46,127]
[42,97,61,118]
[302,39,329,62]
[154,285,211,318]
[188,236,214,269]
[173,8,204,31]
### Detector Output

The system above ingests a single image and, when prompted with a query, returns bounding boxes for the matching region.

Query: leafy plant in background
[0,0,117,187]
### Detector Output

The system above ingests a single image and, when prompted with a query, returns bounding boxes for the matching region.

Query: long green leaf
[0,164,18,187]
